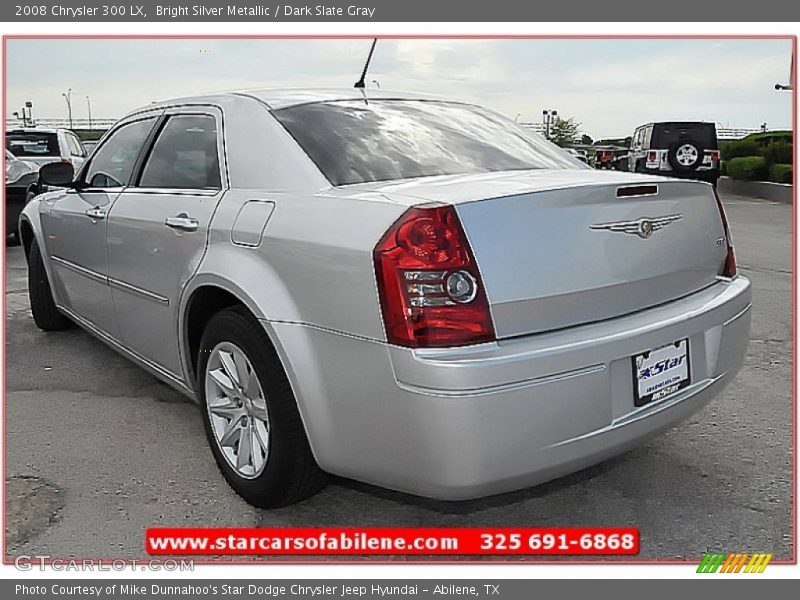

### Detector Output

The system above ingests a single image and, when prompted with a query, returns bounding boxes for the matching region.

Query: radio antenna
[354,38,378,89]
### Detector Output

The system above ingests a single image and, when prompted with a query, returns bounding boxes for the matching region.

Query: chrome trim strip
[123,187,219,197]
[723,302,751,327]
[396,364,607,398]
[108,277,170,306]
[51,255,107,284]
[51,255,170,306]
[57,304,191,395]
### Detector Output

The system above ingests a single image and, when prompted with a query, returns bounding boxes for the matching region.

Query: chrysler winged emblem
[589,214,682,239]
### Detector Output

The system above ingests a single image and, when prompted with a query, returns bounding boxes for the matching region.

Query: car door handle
[165,214,199,232]
[85,207,106,220]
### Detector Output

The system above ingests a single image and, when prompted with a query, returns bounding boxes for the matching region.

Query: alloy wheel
[205,341,270,479]
[676,144,699,166]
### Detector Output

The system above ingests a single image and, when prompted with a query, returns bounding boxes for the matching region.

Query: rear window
[273,100,582,186]
[652,123,718,149]
[6,132,60,157]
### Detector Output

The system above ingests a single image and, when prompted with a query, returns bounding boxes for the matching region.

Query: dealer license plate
[632,339,690,407]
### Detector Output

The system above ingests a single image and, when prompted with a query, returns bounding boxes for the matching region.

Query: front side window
[83,118,157,188]
[273,100,583,186]
[138,115,221,189]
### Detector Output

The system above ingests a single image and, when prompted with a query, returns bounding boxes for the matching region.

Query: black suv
[627,122,720,185]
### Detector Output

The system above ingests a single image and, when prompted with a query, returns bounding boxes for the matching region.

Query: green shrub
[743,130,793,145]
[726,156,768,181]
[762,141,793,165]
[720,160,727,176]
[721,139,762,160]
[768,163,793,184]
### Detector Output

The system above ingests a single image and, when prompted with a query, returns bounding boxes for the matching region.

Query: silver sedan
[20,90,751,507]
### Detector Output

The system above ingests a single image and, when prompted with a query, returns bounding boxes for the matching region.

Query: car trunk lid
[453,174,727,337]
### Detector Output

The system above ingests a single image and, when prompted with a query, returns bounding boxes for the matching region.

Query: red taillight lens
[713,189,737,278]
[647,151,657,162]
[711,150,720,162]
[373,205,495,348]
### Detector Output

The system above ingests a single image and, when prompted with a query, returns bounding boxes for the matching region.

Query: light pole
[543,109,558,140]
[62,88,73,129]
[86,96,93,130]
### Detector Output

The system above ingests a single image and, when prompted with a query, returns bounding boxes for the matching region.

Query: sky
[5,38,794,138]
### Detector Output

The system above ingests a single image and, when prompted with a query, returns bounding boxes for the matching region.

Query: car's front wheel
[28,239,72,331]
[198,306,327,508]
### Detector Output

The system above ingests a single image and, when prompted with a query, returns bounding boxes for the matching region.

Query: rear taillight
[713,189,737,278]
[647,151,657,162]
[373,205,495,348]
[710,150,720,162]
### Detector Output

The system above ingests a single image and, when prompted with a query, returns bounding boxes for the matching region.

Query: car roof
[6,128,63,133]
[635,121,716,129]
[140,88,453,112]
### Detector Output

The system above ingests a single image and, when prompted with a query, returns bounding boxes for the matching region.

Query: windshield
[6,132,59,157]
[273,100,583,186]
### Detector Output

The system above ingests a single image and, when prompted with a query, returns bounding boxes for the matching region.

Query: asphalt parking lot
[4,192,793,561]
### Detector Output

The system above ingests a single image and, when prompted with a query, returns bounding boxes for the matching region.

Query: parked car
[22,90,751,507]
[593,145,627,169]
[6,127,88,171]
[628,121,721,185]
[564,148,588,163]
[5,150,40,243]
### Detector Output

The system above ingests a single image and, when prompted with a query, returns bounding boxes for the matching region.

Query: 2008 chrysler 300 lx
[21,89,751,507]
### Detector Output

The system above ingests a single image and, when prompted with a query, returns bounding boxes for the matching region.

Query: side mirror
[39,161,75,187]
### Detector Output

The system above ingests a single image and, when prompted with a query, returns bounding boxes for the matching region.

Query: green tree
[550,117,581,147]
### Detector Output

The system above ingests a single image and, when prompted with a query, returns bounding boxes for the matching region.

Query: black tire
[6,190,35,246]
[28,239,72,331]
[198,306,327,508]
[667,139,704,173]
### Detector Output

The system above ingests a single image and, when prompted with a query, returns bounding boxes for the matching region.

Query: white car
[565,148,588,163]
[6,127,88,171]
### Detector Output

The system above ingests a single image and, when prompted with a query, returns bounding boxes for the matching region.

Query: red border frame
[1,33,796,567]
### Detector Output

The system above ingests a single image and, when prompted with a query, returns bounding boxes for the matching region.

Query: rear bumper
[272,276,751,500]
[645,166,720,181]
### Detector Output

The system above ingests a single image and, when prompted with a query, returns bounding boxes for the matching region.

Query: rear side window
[652,123,718,149]
[139,115,221,189]
[273,100,581,186]
[83,118,157,188]
[6,132,59,157]
[65,134,84,157]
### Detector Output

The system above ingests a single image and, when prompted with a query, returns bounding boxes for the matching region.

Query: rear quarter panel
[189,189,404,341]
